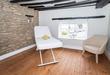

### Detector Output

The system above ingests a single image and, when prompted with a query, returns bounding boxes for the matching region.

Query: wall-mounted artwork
[58,23,88,40]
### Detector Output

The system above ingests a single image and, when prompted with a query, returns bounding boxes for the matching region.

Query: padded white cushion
[84,45,99,54]
[36,37,63,50]
[34,26,63,50]
[34,26,52,38]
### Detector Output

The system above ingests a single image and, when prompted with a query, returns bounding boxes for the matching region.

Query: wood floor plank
[0,48,110,75]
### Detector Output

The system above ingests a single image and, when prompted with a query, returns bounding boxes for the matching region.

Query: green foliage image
[62,31,68,35]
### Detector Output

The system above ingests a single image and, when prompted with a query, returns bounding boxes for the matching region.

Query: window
[58,23,88,40]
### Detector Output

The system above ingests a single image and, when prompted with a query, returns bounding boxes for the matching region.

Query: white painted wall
[105,4,110,60]
[39,6,110,50]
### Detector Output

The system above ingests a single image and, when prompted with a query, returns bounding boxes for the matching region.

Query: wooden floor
[0,48,110,75]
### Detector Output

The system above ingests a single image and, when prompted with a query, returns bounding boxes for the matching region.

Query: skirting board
[0,44,82,61]
[0,44,36,61]
[63,45,83,50]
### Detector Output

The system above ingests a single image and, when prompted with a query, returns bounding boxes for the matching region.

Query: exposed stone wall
[0,0,38,55]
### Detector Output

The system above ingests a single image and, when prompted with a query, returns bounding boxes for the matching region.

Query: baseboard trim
[63,45,83,50]
[0,44,36,61]
[105,51,110,61]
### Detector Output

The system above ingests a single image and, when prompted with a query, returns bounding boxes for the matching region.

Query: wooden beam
[54,1,76,6]
[34,4,96,10]
[35,0,97,11]
[96,0,110,8]
[28,6,45,8]
[20,0,67,6]
[10,0,33,3]
[28,1,76,9]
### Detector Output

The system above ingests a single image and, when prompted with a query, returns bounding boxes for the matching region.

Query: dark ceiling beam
[10,0,33,3]
[27,1,76,9]
[20,0,67,6]
[96,0,110,8]
[35,0,97,11]
[35,4,96,10]
[28,5,45,8]
[54,1,76,6]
